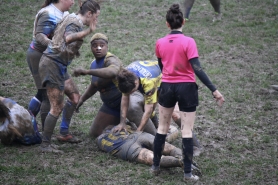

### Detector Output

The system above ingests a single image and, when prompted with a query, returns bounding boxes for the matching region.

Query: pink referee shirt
[155,33,199,83]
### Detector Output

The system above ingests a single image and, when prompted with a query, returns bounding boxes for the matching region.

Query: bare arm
[65,28,92,44]
[73,66,119,78]
[65,16,97,44]
[112,94,129,132]
[73,57,121,78]
[136,103,154,131]
[76,83,98,112]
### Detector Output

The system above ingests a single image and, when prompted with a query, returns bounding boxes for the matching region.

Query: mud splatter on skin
[47,88,64,115]
[163,142,176,155]
[137,149,153,165]
[141,150,149,161]
[64,79,80,98]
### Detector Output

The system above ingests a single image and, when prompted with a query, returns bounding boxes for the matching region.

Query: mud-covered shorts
[26,47,44,89]
[159,82,199,112]
[39,55,70,91]
[115,132,154,162]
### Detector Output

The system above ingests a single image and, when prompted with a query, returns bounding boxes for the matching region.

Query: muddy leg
[89,108,120,138]
[42,87,64,143]
[60,78,80,135]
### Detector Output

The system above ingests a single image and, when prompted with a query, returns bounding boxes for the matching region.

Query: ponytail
[166,4,184,29]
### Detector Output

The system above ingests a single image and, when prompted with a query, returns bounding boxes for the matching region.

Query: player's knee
[89,122,103,138]
[89,128,100,138]
[171,112,180,122]
[69,93,80,105]
[50,108,62,117]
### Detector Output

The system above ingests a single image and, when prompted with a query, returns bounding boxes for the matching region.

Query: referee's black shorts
[158,82,199,112]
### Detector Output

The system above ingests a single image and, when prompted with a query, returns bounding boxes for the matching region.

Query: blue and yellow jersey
[90,52,122,108]
[96,126,134,155]
[126,60,162,104]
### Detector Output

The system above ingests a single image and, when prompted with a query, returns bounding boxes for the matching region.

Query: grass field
[0,0,277,184]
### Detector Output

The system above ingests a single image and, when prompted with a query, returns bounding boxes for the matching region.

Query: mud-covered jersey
[90,52,122,108]
[126,60,162,104]
[0,98,41,145]
[30,3,69,52]
[96,126,134,155]
[44,13,83,66]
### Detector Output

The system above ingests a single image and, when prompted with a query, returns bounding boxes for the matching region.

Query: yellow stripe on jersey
[101,138,113,147]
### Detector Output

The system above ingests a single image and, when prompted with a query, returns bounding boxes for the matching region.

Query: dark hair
[41,0,59,8]
[0,101,11,123]
[79,0,100,15]
[166,4,183,29]
[117,69,137,94]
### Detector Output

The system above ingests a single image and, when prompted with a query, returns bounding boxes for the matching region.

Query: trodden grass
[0,0,277,184]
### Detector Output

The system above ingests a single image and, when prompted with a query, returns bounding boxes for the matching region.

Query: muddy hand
[112,123,126,133]
[73,68,86,77]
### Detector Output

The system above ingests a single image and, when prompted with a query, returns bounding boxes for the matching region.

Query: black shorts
[158,82,198,112]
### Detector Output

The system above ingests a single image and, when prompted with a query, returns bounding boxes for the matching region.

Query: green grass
[0,0,278,184]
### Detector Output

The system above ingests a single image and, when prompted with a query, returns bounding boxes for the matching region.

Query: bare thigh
[136,148,153,166]
[157,104,174,134]
[47,87,64,117]
[89,110,120,138]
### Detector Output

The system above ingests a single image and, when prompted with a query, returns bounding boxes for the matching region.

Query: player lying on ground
[0,96,41,145]
[96,125,200,171]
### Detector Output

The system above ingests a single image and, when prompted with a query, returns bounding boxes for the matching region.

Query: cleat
[150,165,160,175]
[213,13,222,22]
[56,134,81,143]
[39,142,63,153]
[184,174,199,181]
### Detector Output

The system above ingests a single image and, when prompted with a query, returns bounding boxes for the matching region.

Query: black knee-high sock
[153,133,167,166]
[182,138,193,174]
